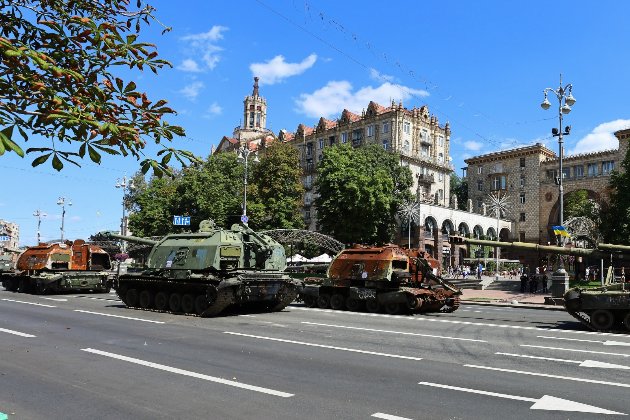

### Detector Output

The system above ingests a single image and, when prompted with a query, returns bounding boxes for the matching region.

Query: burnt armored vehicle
[300,244,461,315]
[1,240,112,294]
[110,220,301,317]
[450,235,630,332]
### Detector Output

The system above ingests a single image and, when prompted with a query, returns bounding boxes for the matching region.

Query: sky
[2,0,630,246]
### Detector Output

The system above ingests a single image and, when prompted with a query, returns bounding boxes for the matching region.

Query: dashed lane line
[74,309,165,324]
[81,348,293,398]
[224,331,423,361]
[1,298,56,308]
[520,344,630,358]
[372,413,413,420]
[301,321,488,343]
[0,327,36,338]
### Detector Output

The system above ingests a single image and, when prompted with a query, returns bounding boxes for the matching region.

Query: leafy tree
[450,173,468,211]
[0,0,198,176]
[315,144,412,245]
[601,153,630,244]
[126,174,180,236]
[564,189,599,221]
[249,142,304,230]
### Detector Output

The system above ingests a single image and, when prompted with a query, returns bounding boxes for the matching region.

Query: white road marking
[521,344,630,358]
[496,352,630,369]
[291,306,619,337]
[40,297,68,302]
[0,327,36,338]
[418,382,625,415]
[371,413,413,420]
[301,321,488,343]
[224,331,423,361]
[81,348,293,398]
[1,298,56,308]
[464,364,630,388]
[74,309,165,324]
[75,296,120,302]
[537,336,630,347]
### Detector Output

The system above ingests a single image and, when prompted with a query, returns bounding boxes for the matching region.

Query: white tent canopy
[309,253,332,263]
[288,253,308,262]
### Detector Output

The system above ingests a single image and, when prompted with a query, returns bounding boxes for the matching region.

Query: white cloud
[179,26,228,72]
[177,59,202,73]
[296,80,429,118]
[204,102,223,118]
[369,68,395,83]
[463,140,483,151]
[179,81,204,101]
[568,119,630,155]
[250,54,317,85]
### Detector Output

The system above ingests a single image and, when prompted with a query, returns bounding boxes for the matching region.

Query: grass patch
[569,280,605,289]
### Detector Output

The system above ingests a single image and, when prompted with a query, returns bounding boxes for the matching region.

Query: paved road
[1,290,629,419]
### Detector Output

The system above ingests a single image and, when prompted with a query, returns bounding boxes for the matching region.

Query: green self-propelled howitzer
[450,235,630,332]
[109,220,301,317]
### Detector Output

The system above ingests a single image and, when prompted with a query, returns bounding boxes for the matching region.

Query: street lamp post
[115,176,133,252]
[237,145,259,222]
[56,197,71,242]
[487,191,509,281]
[33,209,47,244]
[541,74,576,243]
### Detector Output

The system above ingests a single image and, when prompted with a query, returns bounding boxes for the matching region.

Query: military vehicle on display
[300,244,462,315]
[0,254,14,272]
[1,240,112,294]
[449,235,630,332]
[109,220,302,317]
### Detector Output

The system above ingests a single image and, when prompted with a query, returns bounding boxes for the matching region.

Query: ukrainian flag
[552,225,570,237]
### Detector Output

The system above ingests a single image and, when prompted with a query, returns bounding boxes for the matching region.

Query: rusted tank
[1,240,112,294]
[109,220,302,317]
[300,244,462,315]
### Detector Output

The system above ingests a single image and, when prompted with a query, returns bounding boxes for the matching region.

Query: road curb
[461,300,566,311]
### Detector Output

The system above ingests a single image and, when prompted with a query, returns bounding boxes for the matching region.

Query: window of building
[493,163,503,173]
[248,114,254,128]
[520,174,525,188]
[477,166,483,174]
[438,172,443,181]
[477,180,483,191]
[438,136,444,147]
[519,193,525,204]
[421,129,429,142]
[403,121,411,134]
[438,152,443,163]
[341,132,348,143]
[305,174,312,188]
[421,145,430,156]
[255,112,261,127]
[318,138,324,149]
[382,140,389,150]
[352,129,362,147]
[403,139,410,153]
[462,168,468,178]
[546,169,555,180]
[477,198,483,212]
[574,165,584,178]
[587,162,599,177]
[382,122,390,133]
[367,125,374,137]
[519,231,526,242]
[329,136,335,146]
[438,189,444,202]
[492,175,507,190]
[318,154,323,162]
[562,167,570,179]
[305,210,311,220]
[602,160,615,175]
[306,143,313,157]
[520,213,526,222]
[520,157,526,168]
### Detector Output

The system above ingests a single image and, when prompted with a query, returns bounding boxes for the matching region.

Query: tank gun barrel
[449,236,612,258]
[108,233,158,246]
[596,243,630,253]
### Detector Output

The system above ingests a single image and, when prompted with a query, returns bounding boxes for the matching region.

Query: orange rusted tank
[300,244,461,314]
[1,240,112,294]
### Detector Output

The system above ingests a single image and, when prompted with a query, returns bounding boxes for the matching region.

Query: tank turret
[112,220,300,317]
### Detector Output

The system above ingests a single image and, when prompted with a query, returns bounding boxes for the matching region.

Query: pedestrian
[541,275,548,293]
[520,272,528,293]
[529,274,538,294]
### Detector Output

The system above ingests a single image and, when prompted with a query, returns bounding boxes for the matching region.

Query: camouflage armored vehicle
[300,244,461,315]
[1,240,112,294]
[449,235,630,332]
[110,220,302,317]
[0,254,14,272]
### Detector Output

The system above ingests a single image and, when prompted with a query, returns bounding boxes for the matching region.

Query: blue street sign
[241,215,249,224]
[0,235,9,242]
[173,216,191,226]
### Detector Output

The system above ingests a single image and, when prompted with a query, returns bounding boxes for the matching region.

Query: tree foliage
[601,152,630,244]
[564,189,599,221]
[0,0,198,176]
[450,173,468,211]
[315,144,412,245]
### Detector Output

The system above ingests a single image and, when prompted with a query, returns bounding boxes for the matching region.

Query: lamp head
[253,154,260,163]
[540,96,551,110]
[561,104,572,114]
[565,92,576,106]
[564,126,571,135]
[552,127,559,136]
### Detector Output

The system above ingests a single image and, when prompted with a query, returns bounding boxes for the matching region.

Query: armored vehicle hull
[111,220,301,317]
[1,240,112,294]
[300,245,461,315]
[564,285,630,332]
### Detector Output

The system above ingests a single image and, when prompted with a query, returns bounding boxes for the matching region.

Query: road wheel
[154,292,168,311]
[623,312,630,332]
[345,297,362,312]
[125,289,139,307]
[303,295,317,308]
[384,302,401,315]
[194,295,208,315]
[330,294,345,310]
[181,294,195,314]
[590,309,614,331]
[138,290,154,309]
[366,298,379,313]
[17,278,30,293]
[317,294,330,309]
[168,293,182,312]
[406,295,422,311]
[4,278,18,292]
[34,282,48,295]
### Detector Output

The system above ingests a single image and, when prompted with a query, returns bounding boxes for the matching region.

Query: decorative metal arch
[261,229,345,254]
[565,216,600,244]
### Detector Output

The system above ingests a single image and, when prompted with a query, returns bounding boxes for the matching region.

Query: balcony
[417,173,435,184]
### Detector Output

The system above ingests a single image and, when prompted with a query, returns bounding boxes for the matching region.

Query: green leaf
[124,81,136,93]
[32,153,52,167]
[0,126,24,157]
[52,154,64,170]
[87,144,102,164]
[79,142,86,157]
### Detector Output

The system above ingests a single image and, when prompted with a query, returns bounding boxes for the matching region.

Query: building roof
[464,143,555,164]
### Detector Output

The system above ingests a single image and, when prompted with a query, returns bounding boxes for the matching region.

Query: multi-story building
[280,100,454,231]
[0,219,20,264]
[465,128,630,245]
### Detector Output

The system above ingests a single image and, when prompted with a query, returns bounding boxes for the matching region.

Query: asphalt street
[1,290,629,420]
